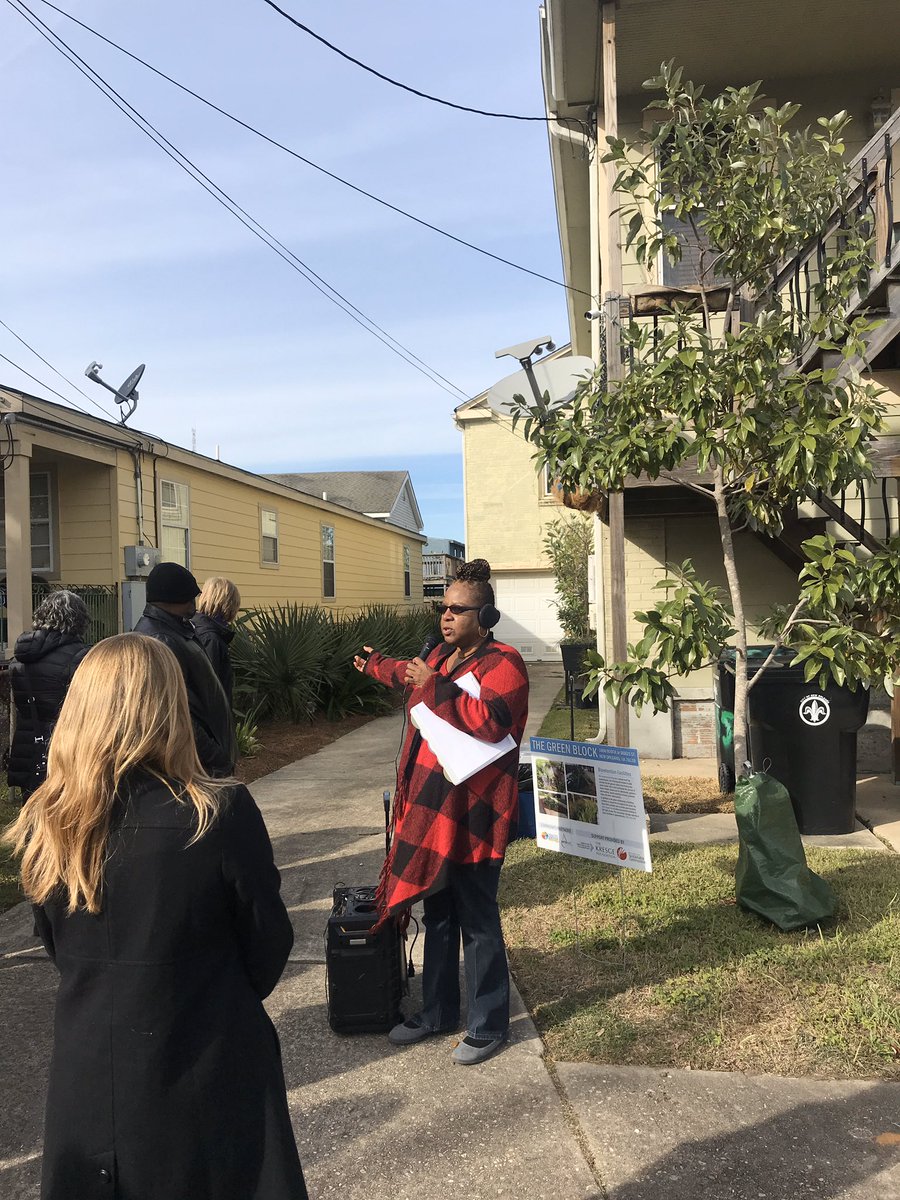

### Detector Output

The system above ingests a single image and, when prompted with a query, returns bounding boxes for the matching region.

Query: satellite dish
[84,360,146,425]
[116,363,145,404]
[486,355,594,414]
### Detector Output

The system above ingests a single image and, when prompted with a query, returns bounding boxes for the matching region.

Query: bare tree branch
[746,596,808,690]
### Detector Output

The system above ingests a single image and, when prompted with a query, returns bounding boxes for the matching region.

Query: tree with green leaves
[543,514,595,644]
[513,64,898,771]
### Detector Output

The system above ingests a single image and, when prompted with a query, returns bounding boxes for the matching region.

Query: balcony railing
[756,106,900,346]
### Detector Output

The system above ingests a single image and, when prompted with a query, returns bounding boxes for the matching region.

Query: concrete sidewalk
[2,664,899,1198]
[0,667,599,1200]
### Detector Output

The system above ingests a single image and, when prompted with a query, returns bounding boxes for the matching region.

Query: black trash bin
[715,646,775,794]
[560,643,598,709]
[747,659,869,835]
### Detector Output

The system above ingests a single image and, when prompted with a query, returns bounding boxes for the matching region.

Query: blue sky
[1,0,570,539]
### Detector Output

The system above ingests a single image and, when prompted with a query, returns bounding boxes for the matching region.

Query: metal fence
[29,583,120,647]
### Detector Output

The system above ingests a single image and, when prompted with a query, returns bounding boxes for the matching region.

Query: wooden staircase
[754,108,900,561]
[746,111,900,781]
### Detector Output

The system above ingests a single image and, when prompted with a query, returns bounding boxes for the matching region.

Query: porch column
[589,49,608,742]
[5,437,33,646]
[599,0,630,747]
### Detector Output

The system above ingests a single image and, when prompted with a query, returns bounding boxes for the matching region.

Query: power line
[7,0,470,403]
[0,348,109,420]
[11,0,467,401]
[0,317,118,420]
[259,0,590,133]
[31,0,585,298]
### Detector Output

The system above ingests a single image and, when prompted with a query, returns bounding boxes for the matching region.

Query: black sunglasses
[434,603,480,616]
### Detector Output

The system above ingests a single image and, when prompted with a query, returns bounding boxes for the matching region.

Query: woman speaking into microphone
[354,559,529,1066]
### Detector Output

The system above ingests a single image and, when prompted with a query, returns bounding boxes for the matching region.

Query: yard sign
[528,737,652,872]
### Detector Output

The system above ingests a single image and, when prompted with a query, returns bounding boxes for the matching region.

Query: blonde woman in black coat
[194,575,241,706]
[5,634,307,1200]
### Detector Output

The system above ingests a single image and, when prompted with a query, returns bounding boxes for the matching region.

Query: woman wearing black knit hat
[355,558,529,1065]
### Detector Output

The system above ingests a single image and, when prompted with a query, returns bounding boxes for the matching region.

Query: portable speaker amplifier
[326,885,405,1034]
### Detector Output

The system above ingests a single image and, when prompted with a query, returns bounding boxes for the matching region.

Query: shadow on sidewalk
[590,1081,900,1199]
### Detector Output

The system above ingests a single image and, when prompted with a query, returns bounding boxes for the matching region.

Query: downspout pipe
[131,448,146,545]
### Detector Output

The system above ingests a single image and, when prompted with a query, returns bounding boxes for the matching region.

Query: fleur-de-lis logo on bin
[799,695,831,727]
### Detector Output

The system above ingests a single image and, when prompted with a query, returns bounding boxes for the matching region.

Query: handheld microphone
[418,633,441,661]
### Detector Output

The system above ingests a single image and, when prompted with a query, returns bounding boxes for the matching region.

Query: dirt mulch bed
[235,713,380,784]
[641,774,734,814]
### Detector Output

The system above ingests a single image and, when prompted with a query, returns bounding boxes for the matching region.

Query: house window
[261,508,279,565]
[542,463,563,498]
[403,545,411,597]
[160,479,190,567]
[322,524,335,598]
[28,471,53,572]
[654,120,733,289]
[660,210,722,288]
[0,470,55,573]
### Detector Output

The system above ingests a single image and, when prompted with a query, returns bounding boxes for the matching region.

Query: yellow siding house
[0,388,425,650]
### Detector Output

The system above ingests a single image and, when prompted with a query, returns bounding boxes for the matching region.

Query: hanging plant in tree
[513,63,896,772]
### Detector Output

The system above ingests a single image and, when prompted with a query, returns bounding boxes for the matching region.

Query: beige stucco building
[456,347,595,662]
[458,0,900,763]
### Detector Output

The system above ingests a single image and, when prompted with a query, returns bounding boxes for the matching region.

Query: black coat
[35,777,307,1200]
[192,612,236,707]
[133,605,236,776]
[8,630,89,793]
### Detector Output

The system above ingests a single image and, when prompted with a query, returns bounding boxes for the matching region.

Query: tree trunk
[713,467,749,774]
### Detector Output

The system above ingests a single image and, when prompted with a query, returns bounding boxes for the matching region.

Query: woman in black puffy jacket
[8,590,90,800]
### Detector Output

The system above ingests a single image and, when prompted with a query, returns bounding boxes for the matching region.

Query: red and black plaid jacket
[365,636,529,917]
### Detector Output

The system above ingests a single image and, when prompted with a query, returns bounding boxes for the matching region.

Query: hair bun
[457,558,491,584]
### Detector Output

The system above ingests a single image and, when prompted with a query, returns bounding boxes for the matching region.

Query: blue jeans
[419,860,509,1040]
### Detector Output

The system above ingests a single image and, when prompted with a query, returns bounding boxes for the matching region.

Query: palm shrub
[318,614,391,721]
[232,604,329,722]
[318,605,438,720]
[233,705,262,758]
[233,603,437,723]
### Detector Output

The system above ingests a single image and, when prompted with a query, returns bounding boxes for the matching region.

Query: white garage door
[492,571,563,661]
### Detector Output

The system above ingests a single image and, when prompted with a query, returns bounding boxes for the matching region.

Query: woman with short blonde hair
[194,576,242,705]
[197,576,241,625]
[6,634,307,1200]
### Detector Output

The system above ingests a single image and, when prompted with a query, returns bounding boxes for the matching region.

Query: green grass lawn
[537,685,603,742]
[0,786,24,915]
[500,838,900,1079]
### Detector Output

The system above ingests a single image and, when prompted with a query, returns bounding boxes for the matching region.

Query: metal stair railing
[759,107,900,345]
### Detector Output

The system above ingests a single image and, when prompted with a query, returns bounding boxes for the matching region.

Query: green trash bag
[734,770,837,931]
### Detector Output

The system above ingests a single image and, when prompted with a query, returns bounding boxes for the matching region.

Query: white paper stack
[410,671,516,785]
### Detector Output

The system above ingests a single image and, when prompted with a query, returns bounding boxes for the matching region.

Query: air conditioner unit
[124,545,160,577]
